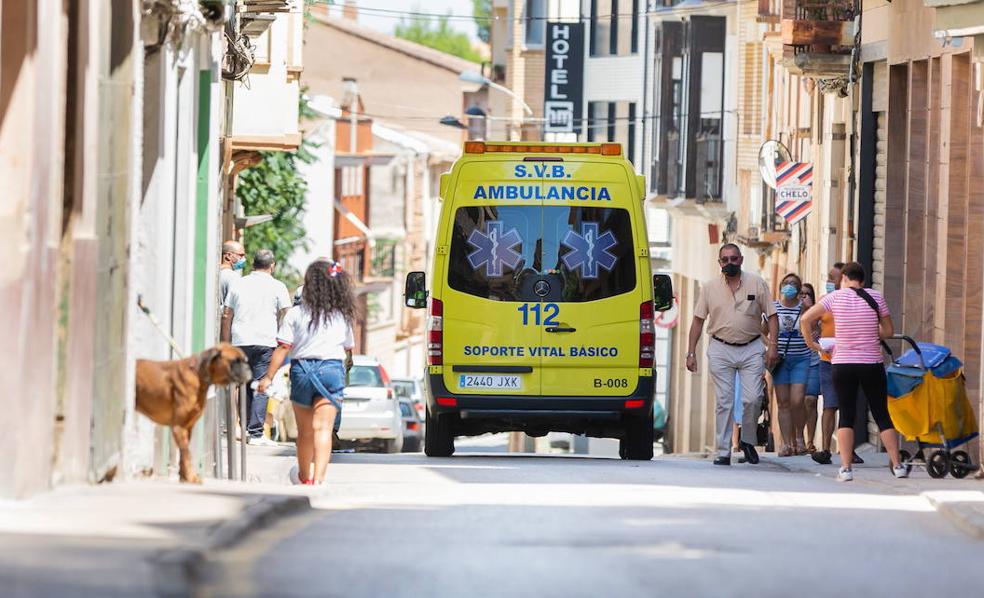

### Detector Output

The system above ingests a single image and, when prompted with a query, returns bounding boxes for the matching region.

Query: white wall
[292,116,337,273]
[230,10,302,140]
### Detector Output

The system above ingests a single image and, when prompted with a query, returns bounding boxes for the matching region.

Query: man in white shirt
[222,249,291,444]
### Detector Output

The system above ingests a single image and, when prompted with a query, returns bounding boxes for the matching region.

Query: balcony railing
[335,237,367,284]
[694,122,723,203]
[369,240,397,279]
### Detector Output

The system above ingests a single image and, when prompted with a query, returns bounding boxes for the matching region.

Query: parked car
[392,377,425,419]
[337,356,403,453]
[399,398,423,452]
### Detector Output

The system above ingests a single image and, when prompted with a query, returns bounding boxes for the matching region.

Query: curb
[923,493,984,540]
[151,493,311,597]
[760,456,984,540]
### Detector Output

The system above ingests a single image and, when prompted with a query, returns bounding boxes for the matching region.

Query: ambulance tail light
[428,299,444,366]
[640,301,655,368]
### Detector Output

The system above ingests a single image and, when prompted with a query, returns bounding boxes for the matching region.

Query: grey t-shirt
[219,267,241,305]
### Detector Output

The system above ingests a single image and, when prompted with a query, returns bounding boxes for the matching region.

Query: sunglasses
[718,256,741,264]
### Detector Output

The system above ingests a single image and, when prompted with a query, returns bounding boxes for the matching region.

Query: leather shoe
[852,452,865,464]
[811,450,832,465]
[713,456,731,466]
[740,442,760,465]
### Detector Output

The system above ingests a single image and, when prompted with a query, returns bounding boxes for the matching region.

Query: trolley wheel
[928,451,949,478]
[899,450,913,476]
[949,450,972,479]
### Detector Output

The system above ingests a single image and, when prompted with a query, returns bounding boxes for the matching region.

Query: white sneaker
[893,464,910,479]
[288,464,301,485]
[837,467,854,482]
[249,436,278,447]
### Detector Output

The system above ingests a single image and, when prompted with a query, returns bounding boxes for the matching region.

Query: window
[341,166,363,197]
[587,101,609,142]
[448,206,637,303]
[591,0,638,57]
[587,101,636,165]
[349,365,384,387]
[524,0,546,46]
[590,0,609,57]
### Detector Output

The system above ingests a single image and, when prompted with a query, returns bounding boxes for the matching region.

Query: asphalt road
[202,447,984,598]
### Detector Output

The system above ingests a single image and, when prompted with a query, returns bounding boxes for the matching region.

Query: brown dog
[135,343,252,483]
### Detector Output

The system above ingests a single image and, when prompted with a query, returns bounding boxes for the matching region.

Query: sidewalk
[0,443,303,597]
[759,447,984,539]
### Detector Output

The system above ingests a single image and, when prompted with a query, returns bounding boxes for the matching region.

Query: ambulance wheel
[424,410,455,457]
[950,450,972,479]
[928,451,949,478]
[620,410,654,461]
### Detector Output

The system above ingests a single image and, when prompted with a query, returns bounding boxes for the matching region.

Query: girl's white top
[276,305,354,361]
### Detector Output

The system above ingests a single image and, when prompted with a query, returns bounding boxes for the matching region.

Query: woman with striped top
[768,273,812,457]
[800,262,908,482]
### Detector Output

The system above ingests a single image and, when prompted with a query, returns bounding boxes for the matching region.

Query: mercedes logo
[534,280,550,297]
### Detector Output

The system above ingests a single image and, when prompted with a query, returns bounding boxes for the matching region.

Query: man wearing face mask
[686,243,779,466]
[219,240,247,305]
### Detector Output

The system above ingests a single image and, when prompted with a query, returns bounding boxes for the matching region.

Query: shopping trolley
[886,336,979,478]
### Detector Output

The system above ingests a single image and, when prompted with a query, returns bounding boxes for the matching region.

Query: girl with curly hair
[259,258,356,484]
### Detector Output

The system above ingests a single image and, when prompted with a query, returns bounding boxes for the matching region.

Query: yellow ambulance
[404,141,673,460]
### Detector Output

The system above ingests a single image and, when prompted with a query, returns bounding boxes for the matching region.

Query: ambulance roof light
[463,142,624,156]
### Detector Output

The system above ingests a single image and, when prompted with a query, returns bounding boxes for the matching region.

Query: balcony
[239,0,292,37]
[780,0,856,78]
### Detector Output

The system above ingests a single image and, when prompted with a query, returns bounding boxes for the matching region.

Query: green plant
[237,141,316,290]
[395,9,482,63]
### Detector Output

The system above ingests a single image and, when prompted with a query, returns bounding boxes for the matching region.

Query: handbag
[768,310,798,375]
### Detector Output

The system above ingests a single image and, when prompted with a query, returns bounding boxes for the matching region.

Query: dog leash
[136,295,186,358]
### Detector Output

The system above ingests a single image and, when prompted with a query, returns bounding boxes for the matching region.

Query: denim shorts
[805,361,821,396]
[818,360,838,410]
[772,353,811,385]
[290,359,345,409]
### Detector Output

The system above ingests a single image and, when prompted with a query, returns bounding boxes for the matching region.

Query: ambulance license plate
[458,374,522,390]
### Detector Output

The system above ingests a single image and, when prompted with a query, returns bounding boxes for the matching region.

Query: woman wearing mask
[767,273,811,456]
[800,283,820,453]
[801,262,906,481]
[258,259,356,485]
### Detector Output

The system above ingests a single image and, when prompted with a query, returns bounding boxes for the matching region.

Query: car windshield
[391,380,415,398]
[348,365,384,387]
[447,206,636,302]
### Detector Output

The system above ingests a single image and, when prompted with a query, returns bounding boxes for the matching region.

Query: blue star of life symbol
[467,220,523,277]
[561,223,618,279]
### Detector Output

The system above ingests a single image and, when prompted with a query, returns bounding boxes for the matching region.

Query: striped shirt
[819,288,889,364]
[772,300,810,358]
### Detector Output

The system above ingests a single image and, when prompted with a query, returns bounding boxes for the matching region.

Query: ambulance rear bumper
[425,374,654,417]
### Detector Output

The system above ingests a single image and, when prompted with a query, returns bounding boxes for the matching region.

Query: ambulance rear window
[447,206,636,302]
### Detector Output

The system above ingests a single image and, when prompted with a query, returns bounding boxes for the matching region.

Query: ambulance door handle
[545,327,576,333]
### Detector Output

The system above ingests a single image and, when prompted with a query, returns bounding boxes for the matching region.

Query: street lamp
[459,70,533,116]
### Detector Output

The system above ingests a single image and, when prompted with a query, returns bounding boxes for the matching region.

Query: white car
[337,355,403,453]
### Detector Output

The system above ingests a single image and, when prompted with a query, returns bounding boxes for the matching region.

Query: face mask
[232,257,246,270]
[721,263,741,277]
[781,285,799,299]
[825,281,836,294]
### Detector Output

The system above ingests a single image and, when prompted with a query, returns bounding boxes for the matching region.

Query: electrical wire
[310,1,726,23]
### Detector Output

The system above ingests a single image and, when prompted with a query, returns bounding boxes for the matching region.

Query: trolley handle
[888,334,926,369]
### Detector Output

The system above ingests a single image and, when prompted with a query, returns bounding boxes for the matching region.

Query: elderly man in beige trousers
[686,244,779,466]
